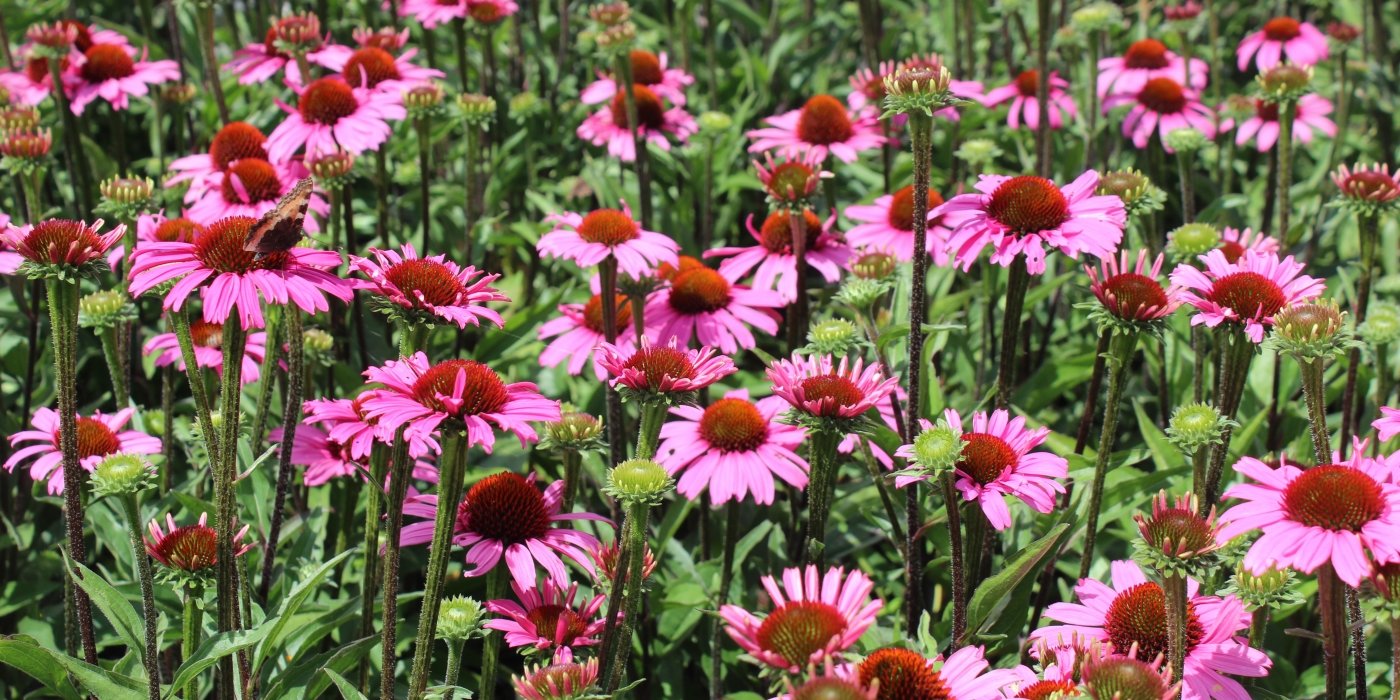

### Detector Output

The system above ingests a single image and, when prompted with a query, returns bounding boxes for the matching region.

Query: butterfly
[242,176,313,256]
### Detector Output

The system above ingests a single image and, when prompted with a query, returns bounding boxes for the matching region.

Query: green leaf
[0,638,144,700]
[64,554,146,663]
[960,523,1070,646]
[252,548,354,674]
[263,636,378,700]
[0,635,81,699]
[322,668,370,700]
[167,625,274,696]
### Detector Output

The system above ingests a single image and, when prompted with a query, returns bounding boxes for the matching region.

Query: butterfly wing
[243,177,314,255]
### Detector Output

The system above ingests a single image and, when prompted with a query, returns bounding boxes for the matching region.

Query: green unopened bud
[1166,402,1234,455]
[834,276,892,310]
[303,328,336,367]
[593,21,637,52]
[1223,562,1300,610]
[1098,168,1165,218]
[953,138,1002,167]
[882,61,956,117]
[437,595,485,641]
[79,289,138,330]
[458,93,497,129]
[850,250,897,280]
[0,105,41,134]
[1257,64,1311,103]
[1167,222,1221,259]
[542,409,606,454]
[607,459,671,503]
[308,151,356,188]
[697,111,733,135]
[1164,128,1208,153]
[509,91,543,121]
[910,424,962,473]
[1360,302,1400,346]
[807,318,861,355]
[403,81,445,117]
[588,1,631,26]
[98,175,155,216]
[161,82,198,106]
[1082,656,1175,700]
[1069,2,1122,33]
[1267,300,1352,359]
[91,454,156,497]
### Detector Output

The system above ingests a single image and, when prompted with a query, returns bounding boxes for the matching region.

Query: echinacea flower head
[588,539,656,591]
[361,352,560,448]
[981,70,1077,131]
[1081,654,1178,700]
[351,245,508,329]
[1133,491,1222,575]
[746,94,886,163]
[1216,226,1279,264]
[127,216,352,329]
[62,42,179,114]
[224,13,352,86]
[597,338,737,402]
[513,657,600,700]
[1096,168,1166,219]
[145,513,254,584]
[1327,22,1361,44]
[1033,560,1269,700]
[1226,95,1333,152]
[937,170,1126,274]
[266,76,406,160]
[307,149,357,188]
[485,577,606,661]
[577,83,697,160]
[339,45,444,94]
[1103,77,1217,150]
[581,48,692,107]
[719,565,881,672]
[1097,38,1208,99]
[78,289,137,330]
[844,185,953,264]
[1237,16,1328,72]
[538,202,679,280]
[707,210,847,305]
[3,407,162,495]
[656,389,809,505]
[1218,451,1400,586]
[785,664,878,700]
[167,121,270,200]
[882,61,958,118]
[767,353,898,430]
[1332,163,1400,214]
[1266,299,1353,360]
[3,218,124,279]
[755,148,829,205]
[857,645,1017,700]
[185,158,330,233]
[89,453,156,496]
[400,471,607,589]
[1085,249,1183,329]
[1165,402,1234,455]
[647,259,787,352]
[1170,250,1325,343]
[304,393,440,460]
[143,320,268,385]
[0,128,52,173]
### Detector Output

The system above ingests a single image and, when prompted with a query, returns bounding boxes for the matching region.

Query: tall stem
[1276,101,1296,246]
[634,403,667,460]
[169,308,220,462]
[995,262,1032,409]
[379,430,413,700]
[942,473,967,646]
[1176,149,1196,223]
[612,53,653,226]
[416,116,433,251]
[213,321,247,700]
[45,279,98,664]
[1201,328,1253,509]
[1391,618,1400,700]
[709,502,739,700]
[784,207,811,350]
[197,2,230,124]
[604,500,651,692]
[600,257,626,466]
[477,566,508,700]
[1320,565,1351,700]
[1084,32,1100,171]
[1034,0,1052,176]
[259,309,304,601]
[903,110,936,630]
[1296,355,1332,464]
[182,584,203,699]
[120,494,162,700]
[408,430,470,699]
[443,638,466,688]
[801,431,841,568]
[464,126,480,259]
[1340,213,1378,450]
[358,443,389,693]
[1080,331,1137,579]
[1164,572,1189,692]
[98,326,131,407]
[250,307,282,455]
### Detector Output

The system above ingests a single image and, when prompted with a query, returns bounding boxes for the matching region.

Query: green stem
[1164,573,1188,692]
[942,472,967,647]
[1202,328,1253,509]
[1176,149,1195,223]
[1391,618,1400,700]
[444,638,466,689]
[1080,331,1138,579]
[98,325,131,407]
[1348,587,1367,700]
[478,565,508,700]
[1277,101,1296,246]
[561,450,582,512]
[121,494,162,700]
[259,309,304,601]
[903,110,936,632]
[996,262,1032,409]
[604,500,651,692]
[464,125,480,261]
[1340,213,1378,449]
[416,116,432,251]
[1084,33,1100,171]
[600,257,625,466]
[612,52,652,226]
[634,403,667,460]
[197,1,230,124]
[182,584,202,699]
[169,308,220,462]
[379,430,413,700]
[1191,447,1209,503]
[784,205,810,351]
[359,443,389,693]
[408,430,471,699]
[709,501,739,700]
[250,306,283,448]
[1296,355,1332,464]
[1320,565,1351,700]
[453,19,471,89]
[213,321,247,700]
[802,430,842,568]
[46,279,98,664]
[1250,606,1269,650]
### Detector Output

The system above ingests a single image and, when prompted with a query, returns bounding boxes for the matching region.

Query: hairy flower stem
[1176,150,1196,222]
[169,309,219,461]
[259,309,304,601]
[98,326,130,407]
[1081,331,1138,579]
[443,636,466,688]
[45,60,92,215]
[996,262,1032,409]
[1348,588,1367,700]
[1392,618,1400,700]
[605,500,652,692]
[378,430,413,700]
[1340,213,1378,451]
[358,443,389,693]
[802,430,842,568]
[250,307,282,455]
[119,493,162,700]
[1319,565,1351,700]
[599,507,634,681]
[1202,329,1253,510]
[182,583,203,698]
[45,279,98,664]
[1295,355,1332,464]
[464,125,481,259]
[941,472,968,646]
[1074,330,1111,453]
[1276,102,1297,246]
[784,207,811,351]
[561,450,582,512]
[600,257,626,465]
[635,403,667,459]
[213,321,247,700]
[1164,572,1189,692]
[1034,0,1052,175]
[197,1,230,124]
[408,430,470,699]
[415,116,433,251]
[710,501,739,700]
[477,565,508,700]
[613,53,653,226]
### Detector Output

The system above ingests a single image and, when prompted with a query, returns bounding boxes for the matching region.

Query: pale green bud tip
[1257,64,1311,100]
[1097,169,1154,205]
[850,251,897,280]
[458,93,497,121]
[303,328,334,353]
[436,595,485,641]
[1070,2,1122,32]
[1164,128,1208,152]
[1166,402,1230,453]
[953,138,1002,165]
[1169,222,1221,256]
[834,277,892,309]
[92,454,154,495]
[609,459,670,500]
[99,175,154,206]
[1273,300,1345,344]
[547,411,603,444]
[1361,303,1400,345]
[1235,563,1291,596]
[698,111,733,134]
[808,319,860,354]
[912,425,962,471]
[403,82,444,111]
[80,289,129,318]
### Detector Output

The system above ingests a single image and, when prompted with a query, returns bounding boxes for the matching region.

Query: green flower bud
[1164,128,1209,153]
[882,61,956,117]
[850,251,897,280]
[910,424,962,473]
[91,454,156,497]
[1257,64,1311,102]
[807,318,862,356]
[1097,168,1166,218]
[1167,222,1221,259]
[834,277,893,311]
[1360,302,1400,346]
[1266,300,1353,359]
[543,410,606,453]
[1070,2,1123,33]
[1166,402,1235,455]
[436,595,485,641]
[457,93,497,129]
[697,111,733,135]
[953,138,1002,167]
[607,459,671,503]
[100,175,154,207]
[509,91,543,121]
[79,289,138,330]
[403,81,445,117]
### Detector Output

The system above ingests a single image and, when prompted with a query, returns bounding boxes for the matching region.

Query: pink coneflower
[538,293,636,380]
[1237,16,1329,72]
[643,263,784,354]
[1170,249,1325,343]
[1218,452,1400,586]
[847,58,983,122]
[895,410,1068,531]
[108,212,206,265]
[0,213,21,275]
[185,157,329,233]
[706,210,850,305]
[224,17,353,86]
[1104,77,1217,150]
[514,658,600,700]
[61,42,178,114]
[399,0,469,27]
[981,70,1077,130]
[1032,560,1269,700]
[767,354,899,421]
[350,244,508,329]
[577,83,697,161]
[1006,644,1085,700]
[465,0,520,24]
[1085,249,1183,322]
[265,76,405,160]
[167,121,271,201]
[304,394,440,459]
[127,216,353,330]
[361,352,560,448]
[353,27,412,52]
[334,45,443,93]
[485,577,606,662]
[843,185,952,264]
[400,472,607,588]
[145,512,254,573]
[1377,407,1400,442]
[1332,163,1400,205]
[597,338,737,394]
[538,202,679,280]
[1,218,124,268]
[1225,95,1335,152]
[856,645,1020,700]
[1097,38,1209,98]
[271,420,439,487]
[747,94,886,163]
[719,565,881,672]
[656,389,808,505]
[1217,226,1280,264]
[4,407,161,494]
[581,49,692,106]
[0,61,57,106]
[143,320,268,384]
[935,171,1126,274]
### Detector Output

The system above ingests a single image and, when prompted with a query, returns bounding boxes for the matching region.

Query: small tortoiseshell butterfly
[243,177,313,256]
